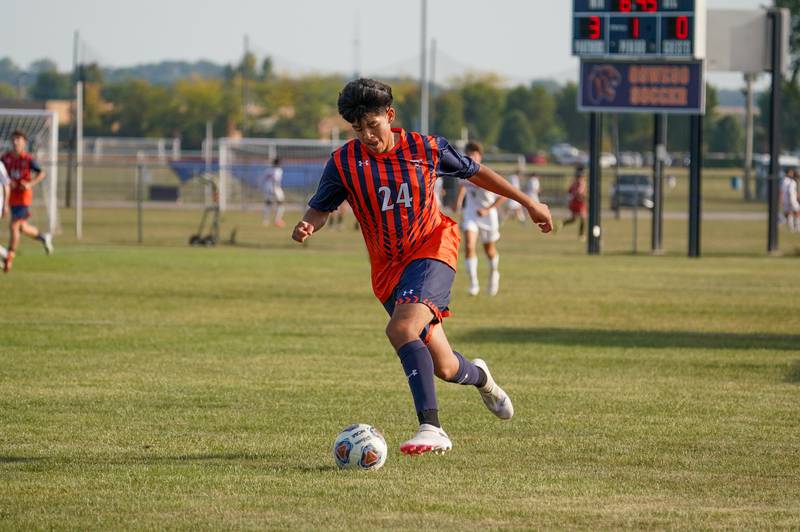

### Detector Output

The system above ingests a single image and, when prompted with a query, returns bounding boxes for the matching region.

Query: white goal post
[0,109,60,234]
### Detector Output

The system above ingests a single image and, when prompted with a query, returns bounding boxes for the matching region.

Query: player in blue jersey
[292,79,553,455]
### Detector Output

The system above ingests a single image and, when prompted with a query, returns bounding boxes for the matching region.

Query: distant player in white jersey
[456,141,506,296]
[781,169,799,232]
[263,157,286,227]
[0,160,9,260]
[526,172,541,204]
[434,176,444,208]
[503,172,526,224]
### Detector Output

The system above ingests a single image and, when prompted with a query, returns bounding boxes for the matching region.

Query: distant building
[0,98,71,126]
[0,98,46,110]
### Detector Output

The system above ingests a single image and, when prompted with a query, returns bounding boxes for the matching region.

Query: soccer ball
[332,424,388,471]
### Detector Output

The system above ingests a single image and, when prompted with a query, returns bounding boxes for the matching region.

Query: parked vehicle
[600,152,617,168]
[619,151,644,167]
[643,151,674,168]
[526,151,548,165]
[551,143,588,166]
[611,174,655,210]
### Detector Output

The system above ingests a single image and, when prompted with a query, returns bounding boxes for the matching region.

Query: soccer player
[526,172,541,205]
[262,157,286,227]
[2,130,53,273]
[781,168,799,232]
[503,172,526,225]
[433,176,445,209]
[455,142,507,297]
[560,166,588,240]
[0,160,9,261]
[292,79,553,455]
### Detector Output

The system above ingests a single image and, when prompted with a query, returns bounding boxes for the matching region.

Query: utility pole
[242,35,250,136]
[419,0,429,134]
[429,38,437,130]
[353,13,361,79]
[743,73,756,201]
[65,30,80,209]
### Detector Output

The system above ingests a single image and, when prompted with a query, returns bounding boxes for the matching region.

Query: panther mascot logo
[588,65,623,105]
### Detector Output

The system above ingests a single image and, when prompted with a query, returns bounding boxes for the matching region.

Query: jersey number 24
[378,183,413,212]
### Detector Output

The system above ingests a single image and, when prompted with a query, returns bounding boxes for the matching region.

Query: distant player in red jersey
[560,166,588,240]
[292,79,553,455]
[0,159,9,261]
[1,130,54,273]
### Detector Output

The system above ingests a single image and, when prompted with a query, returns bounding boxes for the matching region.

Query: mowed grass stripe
[1,218,799,529]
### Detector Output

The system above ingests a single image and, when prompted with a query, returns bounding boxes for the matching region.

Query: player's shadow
[146,454,338,472]
[0,456,40,464]
[454,327,800,351]
[159,453,273,462]
[293,464,340,473]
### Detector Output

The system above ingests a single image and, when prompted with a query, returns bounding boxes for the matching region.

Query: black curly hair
[337,78,393,124]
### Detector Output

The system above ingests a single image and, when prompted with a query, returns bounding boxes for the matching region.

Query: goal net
[217,138,344,212]
[0,109,59,233]
[83,136,181,163]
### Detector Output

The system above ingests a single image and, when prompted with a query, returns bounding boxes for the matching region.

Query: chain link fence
[41,139,788,252]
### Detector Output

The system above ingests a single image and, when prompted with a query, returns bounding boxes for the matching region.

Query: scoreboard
[573,0,705,59]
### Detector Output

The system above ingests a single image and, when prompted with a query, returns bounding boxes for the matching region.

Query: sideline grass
[1,217,799,529]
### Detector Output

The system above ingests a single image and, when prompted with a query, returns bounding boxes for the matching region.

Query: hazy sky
[7,0,768,87]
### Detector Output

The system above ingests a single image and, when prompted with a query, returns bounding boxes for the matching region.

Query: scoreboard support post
[588,113,603,255]
[767,8,784,255]
[651,113,667,254]
[688,115,703,258]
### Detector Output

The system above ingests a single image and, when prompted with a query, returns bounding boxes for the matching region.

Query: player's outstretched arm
[28,169,46,189]
[292,207,330,243]
[468,165,553,233]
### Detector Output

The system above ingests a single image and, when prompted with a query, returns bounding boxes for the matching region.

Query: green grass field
[2,209,800,529]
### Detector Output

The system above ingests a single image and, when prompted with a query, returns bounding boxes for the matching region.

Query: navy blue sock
[449,352,488,388]
[397,340,439,427]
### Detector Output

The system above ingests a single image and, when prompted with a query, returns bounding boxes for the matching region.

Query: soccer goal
[0,109,59,233]
[217,138,344,212]
[82,136,181,162]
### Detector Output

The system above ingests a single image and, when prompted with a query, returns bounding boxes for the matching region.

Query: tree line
[1,53,798,155]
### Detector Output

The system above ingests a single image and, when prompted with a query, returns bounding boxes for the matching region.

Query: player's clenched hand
[527,202,553,234]
[292,220,315,243]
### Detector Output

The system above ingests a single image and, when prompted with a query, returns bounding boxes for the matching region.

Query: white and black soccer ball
[332,423,388,471]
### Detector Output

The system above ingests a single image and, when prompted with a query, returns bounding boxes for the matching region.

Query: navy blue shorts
[383,259,456,342]
[10,206,30,221]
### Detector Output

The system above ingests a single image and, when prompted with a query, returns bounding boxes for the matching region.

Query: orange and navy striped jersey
[1,151,41,207]
[309,129,479,303]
